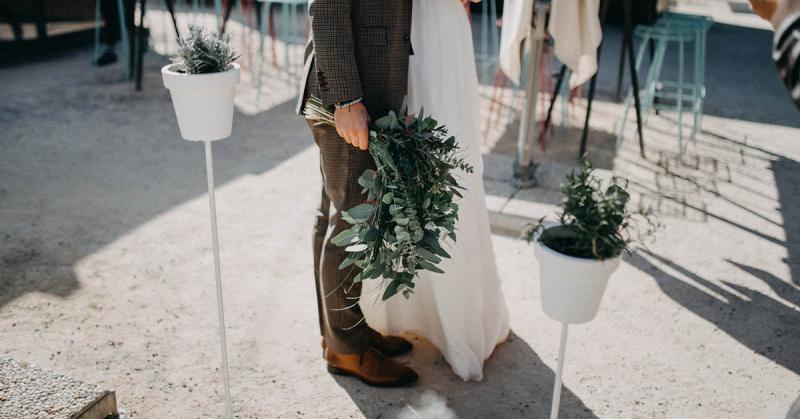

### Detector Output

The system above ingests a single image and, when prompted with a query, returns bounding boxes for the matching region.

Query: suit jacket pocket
[353,26,388,47]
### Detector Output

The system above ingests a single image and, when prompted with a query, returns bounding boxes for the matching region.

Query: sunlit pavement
[1,5,799,418]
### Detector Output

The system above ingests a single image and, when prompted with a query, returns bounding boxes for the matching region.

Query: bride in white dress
[361,0,510,381]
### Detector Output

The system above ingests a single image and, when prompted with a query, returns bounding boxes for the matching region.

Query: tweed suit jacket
[297,0,413,119]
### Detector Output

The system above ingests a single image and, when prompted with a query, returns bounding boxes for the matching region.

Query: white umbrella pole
[550,322,569,419]
[513,1,546,188]
[204,139,234,419]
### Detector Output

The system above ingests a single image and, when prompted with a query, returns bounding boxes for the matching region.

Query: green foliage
[173,24,239,74]
[304,97,473,300]
[520,160,658,260]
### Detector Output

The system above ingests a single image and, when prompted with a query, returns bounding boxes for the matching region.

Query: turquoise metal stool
[255,0,307,104]
[618,12,712,157]
[94,0,132,78]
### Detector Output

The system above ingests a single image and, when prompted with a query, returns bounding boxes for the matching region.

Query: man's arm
[307,0,363,107]
[307,0,370,150]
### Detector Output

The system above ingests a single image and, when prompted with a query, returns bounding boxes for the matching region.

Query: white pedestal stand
[549,322,569,419]
[535,239,620,419]
[162,63,240,419]
[203,139,234,419]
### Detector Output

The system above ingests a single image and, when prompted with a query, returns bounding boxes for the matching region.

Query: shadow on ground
[774,157,800,285]
[332,331,597,419]
[628,249,800,375]
[0,47,312,309]
[486,115,618,171]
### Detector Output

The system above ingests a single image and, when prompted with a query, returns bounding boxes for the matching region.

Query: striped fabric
[774,11,800,110]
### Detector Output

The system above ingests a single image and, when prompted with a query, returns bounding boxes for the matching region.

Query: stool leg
[623,1,646,158]
[699,26,708,134]
[560,68,570,130]
[642,37,666,120]
[490,0,499,60]
[256,1,268,105]
[158,0,168,51]
[282,3,289,81]
[617,32,650,150]
[578,0,611,159]
[94,0,101,65]
[164,0,179,42]
[677,37,685,158]
[614,34,626,101]
[135,0,145,91]
[291,4,302,95]
[579,71,598,159]
[117,0,131,79]
[237,0,253,79]
[481,0,488,83]
[691,28,701,143]
[267,2,277,70]
[542,64,567,142]
[483,70,503,144]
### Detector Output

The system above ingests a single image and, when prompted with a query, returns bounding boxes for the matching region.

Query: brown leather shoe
[326,347,418,387]
[367,328,413,357]
[322,330,413,359]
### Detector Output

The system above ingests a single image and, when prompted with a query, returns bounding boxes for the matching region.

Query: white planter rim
[161,62,241,79]
[535,226,622,266]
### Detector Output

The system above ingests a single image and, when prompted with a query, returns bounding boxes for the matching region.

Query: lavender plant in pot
[162,24,240,142]
[521,160,658,324]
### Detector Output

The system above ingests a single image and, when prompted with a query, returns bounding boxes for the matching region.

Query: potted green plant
[521,160,658,324]
[161,24,240,142]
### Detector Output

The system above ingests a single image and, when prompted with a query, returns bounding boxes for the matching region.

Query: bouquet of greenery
[304,97,474,300]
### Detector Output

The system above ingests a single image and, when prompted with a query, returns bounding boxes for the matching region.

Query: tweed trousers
[309,121,377,353]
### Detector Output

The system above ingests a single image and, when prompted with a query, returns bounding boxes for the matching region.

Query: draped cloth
[499,0,603,88]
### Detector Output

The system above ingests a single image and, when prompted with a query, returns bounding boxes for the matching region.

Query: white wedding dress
[361,0,510,381]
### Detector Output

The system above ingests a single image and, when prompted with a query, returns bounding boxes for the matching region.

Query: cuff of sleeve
[334,97,364,110]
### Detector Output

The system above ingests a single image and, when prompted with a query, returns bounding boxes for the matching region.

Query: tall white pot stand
[535,236,621,419]
[162,63,240,419]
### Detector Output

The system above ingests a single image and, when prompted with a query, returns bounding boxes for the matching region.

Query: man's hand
[334,102,370,151]
[749,0,779,22]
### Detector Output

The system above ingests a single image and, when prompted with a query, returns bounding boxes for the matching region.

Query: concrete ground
[2,6,800,419]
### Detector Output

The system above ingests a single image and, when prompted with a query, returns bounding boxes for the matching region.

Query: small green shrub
[521,160,658,260]
[173,24,239,74]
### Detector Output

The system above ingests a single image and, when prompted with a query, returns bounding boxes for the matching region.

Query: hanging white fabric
[499,0,603,88]
[549,0,603,88]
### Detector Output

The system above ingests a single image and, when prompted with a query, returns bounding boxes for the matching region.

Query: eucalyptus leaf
[331,229,358,246]
[338,257,355,270]
[418,259,444,274]
[417,247,442,263]
[343,204,375,223]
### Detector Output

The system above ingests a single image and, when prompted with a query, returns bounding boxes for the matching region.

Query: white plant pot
[535,231,621,324]
[162,63,240,142]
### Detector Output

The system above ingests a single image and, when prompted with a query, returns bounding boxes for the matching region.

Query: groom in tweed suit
[297,0,418,387]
